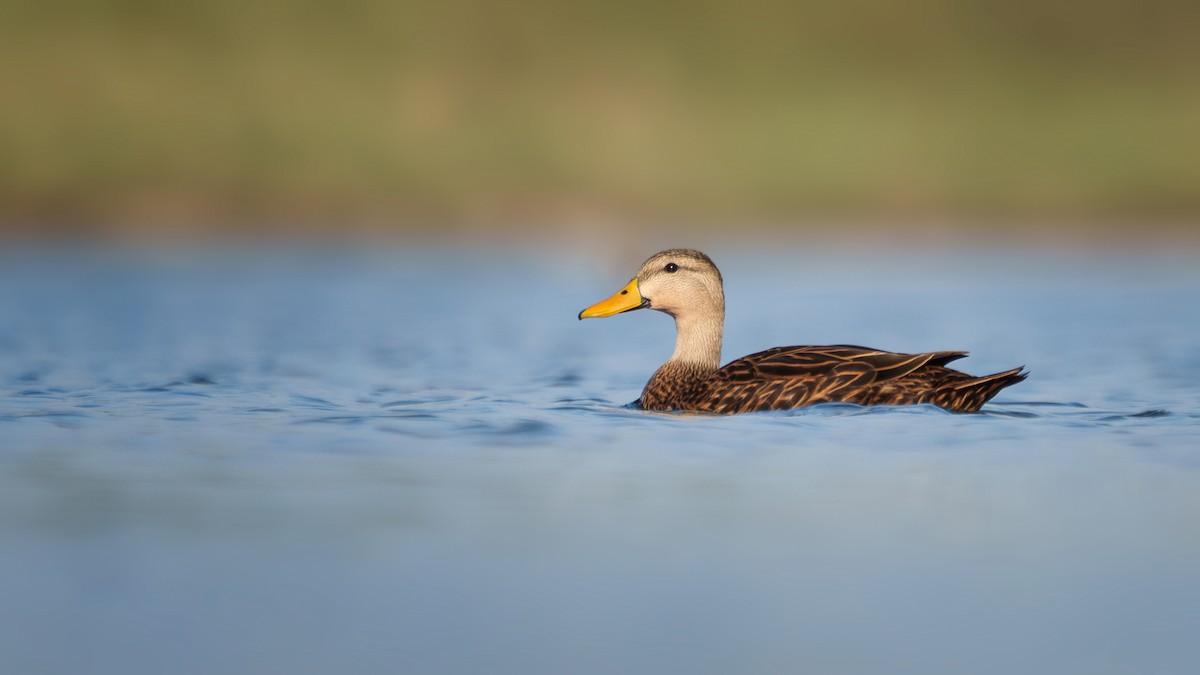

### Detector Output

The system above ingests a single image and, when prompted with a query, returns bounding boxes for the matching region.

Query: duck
[579,248,1026,414]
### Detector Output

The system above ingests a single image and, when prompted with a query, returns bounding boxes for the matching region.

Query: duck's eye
[664,263,679,273]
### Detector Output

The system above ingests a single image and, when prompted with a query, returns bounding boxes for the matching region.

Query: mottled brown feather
[641,345,1026,414]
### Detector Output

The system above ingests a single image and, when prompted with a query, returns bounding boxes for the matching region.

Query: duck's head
[579,249,724,320]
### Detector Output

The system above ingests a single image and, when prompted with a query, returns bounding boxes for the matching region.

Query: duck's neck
[668,309,723,371]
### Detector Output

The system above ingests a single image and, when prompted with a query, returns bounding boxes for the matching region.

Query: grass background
[2,0,1198,237]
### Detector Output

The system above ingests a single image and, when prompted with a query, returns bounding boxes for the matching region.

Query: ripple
[981,409,1041,418]
[1098,409,1172,422]
[542,372,582,387]
[548,397,611,412]
[19,410,89,419]
[999,401,1089,408]
[293,415,367,426]
[380,396,461,408]
[290,395,337,409]
[381,412,437,420]
[458,417,560,439]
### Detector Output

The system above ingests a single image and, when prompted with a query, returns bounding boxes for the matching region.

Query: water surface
[2,244,1199,674]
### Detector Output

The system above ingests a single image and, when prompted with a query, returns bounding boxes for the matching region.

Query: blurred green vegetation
[1,0,1198,235]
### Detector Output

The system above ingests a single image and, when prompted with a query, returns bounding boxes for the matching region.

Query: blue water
[3,243,1199,675]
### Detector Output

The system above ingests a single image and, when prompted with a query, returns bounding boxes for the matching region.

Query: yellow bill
[578,278,647,319]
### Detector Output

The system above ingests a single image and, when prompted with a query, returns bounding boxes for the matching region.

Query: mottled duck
[579,249,1026,414]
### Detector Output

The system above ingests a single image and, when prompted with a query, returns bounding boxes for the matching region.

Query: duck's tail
[938,366,1028,413]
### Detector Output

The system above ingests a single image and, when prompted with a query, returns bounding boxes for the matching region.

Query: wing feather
[720,345,965,382]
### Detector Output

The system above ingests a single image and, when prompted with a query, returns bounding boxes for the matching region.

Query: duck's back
[641,345,1026,414]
